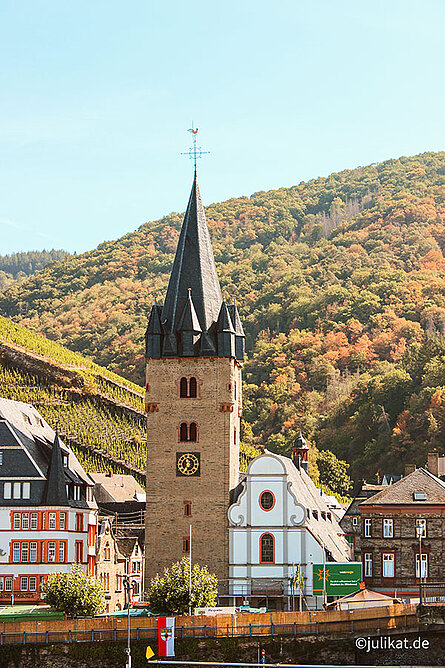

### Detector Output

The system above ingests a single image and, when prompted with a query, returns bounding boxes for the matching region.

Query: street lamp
[416,526,423,605]
[118,572,138,668]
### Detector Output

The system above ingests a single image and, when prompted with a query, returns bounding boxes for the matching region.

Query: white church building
[228,442,352,610]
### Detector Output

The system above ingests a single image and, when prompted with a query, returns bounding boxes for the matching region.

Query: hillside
[0,316,260,482]
[0,250,71,292]
[2,151,445,481]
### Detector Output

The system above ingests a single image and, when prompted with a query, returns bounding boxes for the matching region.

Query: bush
[148,557,217,615]
[41,563,105,617]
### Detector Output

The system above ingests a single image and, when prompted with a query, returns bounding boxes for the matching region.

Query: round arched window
[259,491,275,511]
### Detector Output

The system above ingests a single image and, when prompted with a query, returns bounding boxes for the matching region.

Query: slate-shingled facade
[0,398,97,603]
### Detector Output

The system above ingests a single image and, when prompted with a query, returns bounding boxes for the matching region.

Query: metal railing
[0,615,418,647]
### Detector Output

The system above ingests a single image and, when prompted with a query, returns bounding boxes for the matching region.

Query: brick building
[360,468,445,601]
[144,172,245,588]
[340,483,385,560]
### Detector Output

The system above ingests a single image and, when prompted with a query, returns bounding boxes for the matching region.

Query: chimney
[428,452,439,478]
[404,463,416,476]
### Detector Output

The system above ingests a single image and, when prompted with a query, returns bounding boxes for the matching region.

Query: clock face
[176,452,200,477]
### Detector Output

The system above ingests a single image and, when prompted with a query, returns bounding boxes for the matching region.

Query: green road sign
[312,562,362,596]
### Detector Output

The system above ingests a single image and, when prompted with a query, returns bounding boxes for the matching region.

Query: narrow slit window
[180,377,188,398]
[189,377,197,398]
[180,422,188,442]
[189,422,197,442]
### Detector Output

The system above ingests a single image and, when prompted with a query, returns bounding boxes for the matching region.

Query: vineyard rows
[0,315,144,407]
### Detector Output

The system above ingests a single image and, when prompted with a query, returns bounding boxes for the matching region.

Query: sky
[1,0,444,255]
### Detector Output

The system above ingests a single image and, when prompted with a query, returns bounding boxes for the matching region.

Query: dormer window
[312,510,318,520]
[63,455,68,467]
[413,491,427,501]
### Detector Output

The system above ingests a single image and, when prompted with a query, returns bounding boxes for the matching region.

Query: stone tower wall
[144,356,242,588]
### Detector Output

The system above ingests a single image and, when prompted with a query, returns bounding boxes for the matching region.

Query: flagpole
[189,524,192,616]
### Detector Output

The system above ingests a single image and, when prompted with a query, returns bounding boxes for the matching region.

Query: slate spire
[145,172,245,361]
[161,174,222,334]
[44,432,68,506]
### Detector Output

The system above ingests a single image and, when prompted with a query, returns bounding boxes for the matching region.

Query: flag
[146,646,155,660]
[157,617,175,657]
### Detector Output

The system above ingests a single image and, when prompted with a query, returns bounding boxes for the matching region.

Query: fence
[0,605,418,647]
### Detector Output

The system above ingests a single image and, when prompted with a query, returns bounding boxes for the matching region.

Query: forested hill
[2,151,445,483]
[0,249,71,292]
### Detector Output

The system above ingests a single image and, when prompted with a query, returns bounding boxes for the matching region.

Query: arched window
[189,377,197,398]
[180,422,188,442]
[180,377,188,398]
[189,422,197,442]
[259,491,275,511]
[260,533,274,563]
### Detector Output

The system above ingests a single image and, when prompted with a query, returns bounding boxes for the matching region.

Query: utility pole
[189,524,192,616]
[118,572,138,668]
[417,527,423,605]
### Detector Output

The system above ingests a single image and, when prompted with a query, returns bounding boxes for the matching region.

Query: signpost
[312,562,362,596]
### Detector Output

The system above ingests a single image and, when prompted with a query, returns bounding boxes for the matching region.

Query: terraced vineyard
[0,318,260,482]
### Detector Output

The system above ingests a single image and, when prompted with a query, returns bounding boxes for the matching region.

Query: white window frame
[13,513,21,530]
[48,542,56,562]
[12,542,20,563]
[20,576,28,591]
[49,513,56,530]
[364,553,373,577]
[0,578,3,591]
[22,482,30,499]
[5,577,13,592]
[22,513,29,530]
[0,451,3,465]
[59,542,65,563]
[30,513,38,530]
[13,482,21,499]
[4,482,11,499]
[364,518,372,537]
[21,542,28,563]
[352,516,358,527]
[416,519,427,538]
[59,513,66,531]
[383,518,394,538]
[30,542,37,563]
[73,486,81,501]
[416,553,428,578]
[29,577,37,592]
[382,553,395,578]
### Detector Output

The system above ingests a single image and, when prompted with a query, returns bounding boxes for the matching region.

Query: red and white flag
[157,617,175,657]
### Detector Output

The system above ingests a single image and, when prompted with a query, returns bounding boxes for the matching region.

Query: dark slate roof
[161,174,222,334]
[177,290,202,333]
[44,433,69,506]
[228,303,245,337]
[0,398,97,510]
[216,301,235,333]
[360,468,445,506]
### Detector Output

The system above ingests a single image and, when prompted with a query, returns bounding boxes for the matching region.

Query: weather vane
[181,125,210,173]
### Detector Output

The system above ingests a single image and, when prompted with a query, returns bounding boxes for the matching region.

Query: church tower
[144,170,245,588]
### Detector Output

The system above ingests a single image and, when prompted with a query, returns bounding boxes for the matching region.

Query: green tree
[317,449,353,497]
[148,557,217,615]
[41,563,105,617]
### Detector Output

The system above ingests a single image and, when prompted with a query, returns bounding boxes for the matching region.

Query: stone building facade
[96,519,126,612]
[144,174,245,588]
[360,468,445,601]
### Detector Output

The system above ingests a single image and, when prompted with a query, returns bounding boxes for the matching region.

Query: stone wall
[145,356,241,586]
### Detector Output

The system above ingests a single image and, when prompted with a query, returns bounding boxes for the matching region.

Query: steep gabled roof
[44,433,68,506]
[360,468,445,506]
[161,174,222,334]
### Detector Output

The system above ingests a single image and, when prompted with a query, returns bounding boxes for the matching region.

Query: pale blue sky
[1,0,444,255]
